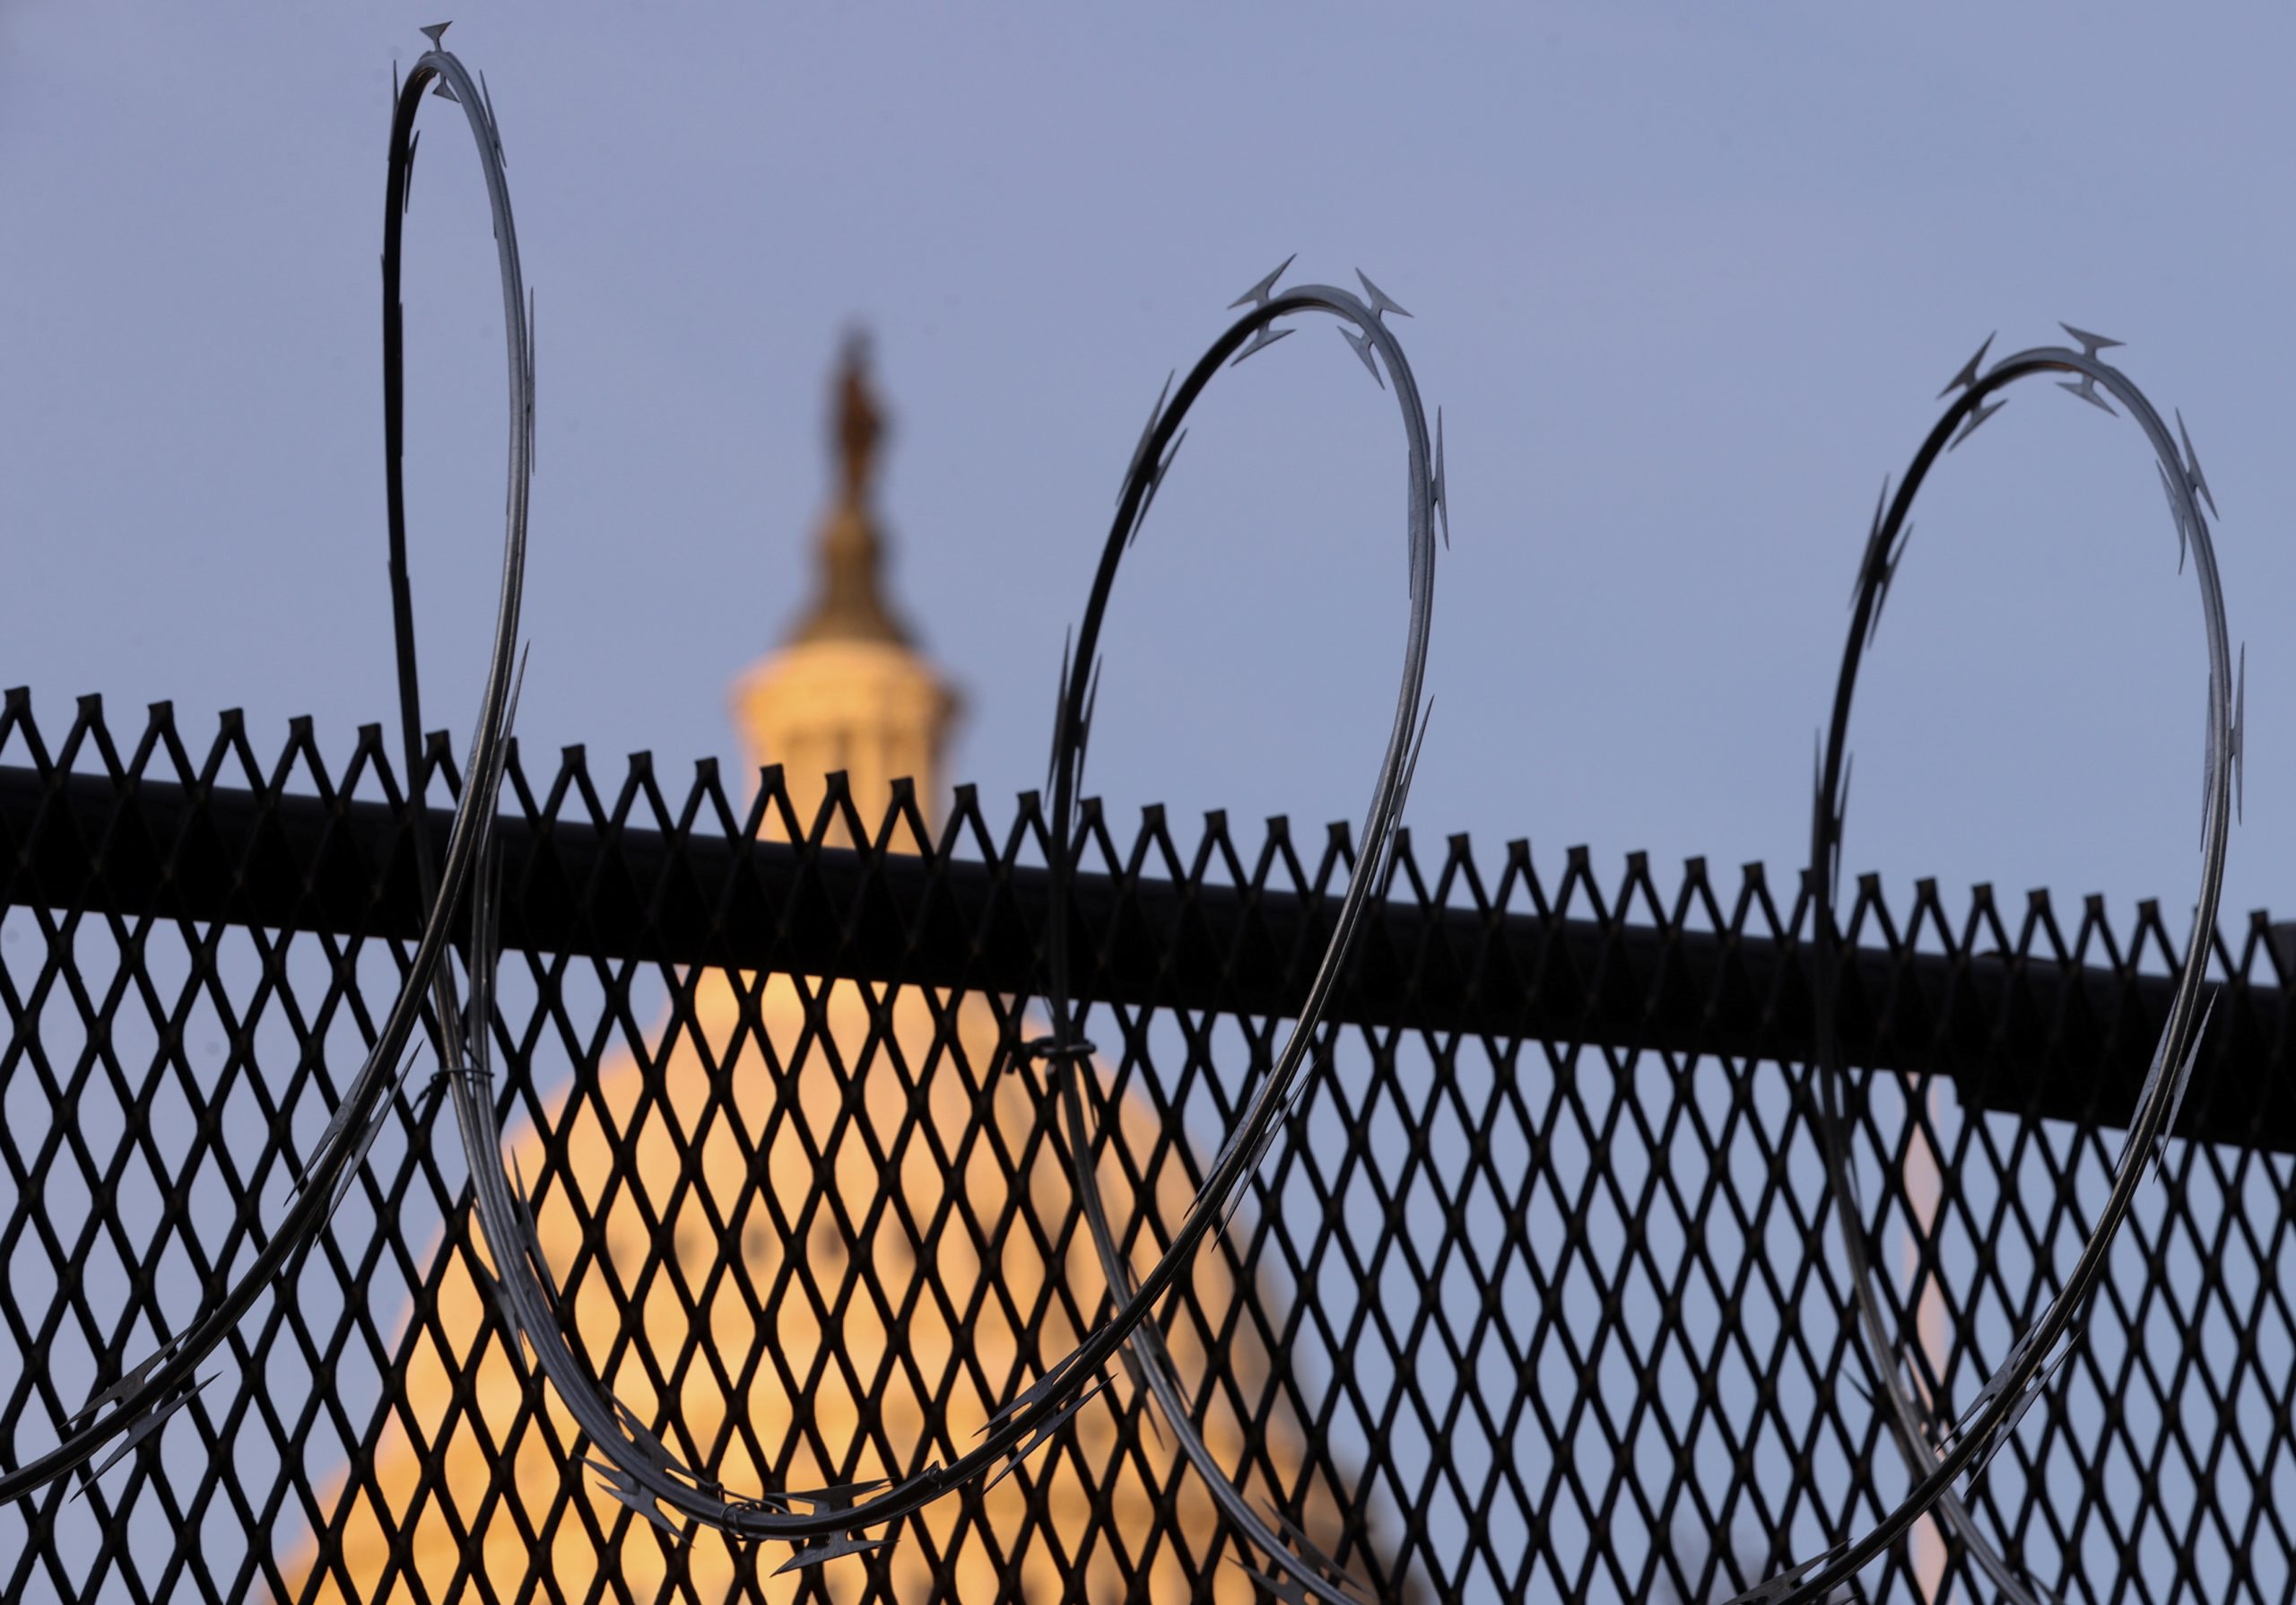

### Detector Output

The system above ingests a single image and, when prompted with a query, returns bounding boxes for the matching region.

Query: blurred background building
[285,337,1383,1603]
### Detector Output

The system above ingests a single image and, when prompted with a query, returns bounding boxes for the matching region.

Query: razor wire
[1732,331,2239,1605]
[435,253,1445,1575]
[1031,259,1439,1605]
[0,29,530,1512]
[0,23,2268,1604]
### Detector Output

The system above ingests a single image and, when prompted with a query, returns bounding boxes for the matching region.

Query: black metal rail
[6,755,2292,1153]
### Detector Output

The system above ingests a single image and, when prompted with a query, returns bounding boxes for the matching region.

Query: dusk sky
[5,3,2292,930]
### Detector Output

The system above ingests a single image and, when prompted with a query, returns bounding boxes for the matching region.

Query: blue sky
[4,1,2292,927]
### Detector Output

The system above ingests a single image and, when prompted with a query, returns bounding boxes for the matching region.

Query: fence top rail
[4,693,2293,1153]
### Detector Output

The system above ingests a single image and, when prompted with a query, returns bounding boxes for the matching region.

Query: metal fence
[3,691,2292,1603]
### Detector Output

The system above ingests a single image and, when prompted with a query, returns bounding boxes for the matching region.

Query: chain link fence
[2,693,2291,1602]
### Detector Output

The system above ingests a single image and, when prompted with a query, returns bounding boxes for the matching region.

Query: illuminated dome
[289,337,1374,1601]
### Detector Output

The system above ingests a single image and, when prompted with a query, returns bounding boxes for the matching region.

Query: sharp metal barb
[1231,324,1295,368]
[1396,696,1434,818]
[784,1478,891,1513]
[2235,642,2246,823]
[1939,332,1996,398]
[432,79,460,104]
[2057,374,2117,416]
[420,21,451,47]
[587,1458,678,1534]
[1228,253,1296,310]
[1261,1499,1358,1588]
[1047,629,1074,798]
[1431,406,1448,548]
[773,1531,888,1574]
[1339,324,1384,388]
[481,69,502,159]
[1853,477,1892,610]
[404,128,421,214]
[2205,665,2220,849]
[987,1378,1109,1487]
[2059,321,2124,358]
[981,1354,1080,1433]
[1124,371,1175,501]
[2154,992,2218,1178]
[613,1401,699,1483]
[66,1353,167,1430]
[75,1377,213,1493]
[1353,268,1411,321]
[2176,408,2217,519]
[1867,523,1912,648]
[1948,397,2007,450]
[1117,1349,1168,1447]
[1141,429,1187,523]
[2157,461,2191,574]
[1965,1336,2074,1487]
[1081,653,1105,757]
[2124,1032,2177,1182]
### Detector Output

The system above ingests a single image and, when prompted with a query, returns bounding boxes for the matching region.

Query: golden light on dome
[283,336,1380,1602]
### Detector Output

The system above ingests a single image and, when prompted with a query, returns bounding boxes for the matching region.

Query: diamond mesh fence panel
[2,693,2292,1603]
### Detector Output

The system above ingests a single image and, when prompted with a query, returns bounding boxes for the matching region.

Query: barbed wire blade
[1135,428,1186,535]
[1387,696,1435,856]
[1939,332,1995,397]
[2119,1029,2178,1185]
[1852,477,1892,610]
[1354,269,1410,321]
[988,1377,1109,1487]
[1228,253,1296,310]
[1261,1498,1360,1589]
[402,128,421,214]
[1964,1336,2073,1487]
[2057,374,2117,416]
[1123,371,1175,501]
[585,1458,676,1535]
[420,22,451,47]
[432,79,460,103]
[774,1531,888,1574]
[784,1478,892,1513]
[1117,1349,1168,1448]
[1338,325,1385,389]
[2205,663,2221,850]
[1231,324,1295,368]
[2059,321,2124,358]
[480,69,503,161]
[1867,523,1911,648]
[1046,628,1073,798]
[2176,408,2217,519]
[2154,990,2217,1179]
[65,1351,169,1430]
[1949,397,2007,450]
[74,1375,213,1494]
[2157,461,2191,574]
[2233,643,2245,824]
[1431,406,1448,548]
[985,1351,1089,1435]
